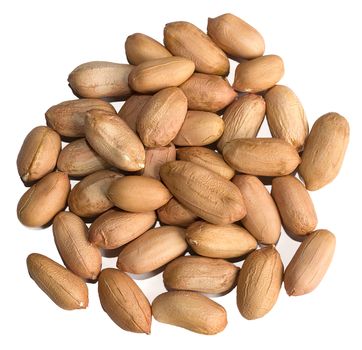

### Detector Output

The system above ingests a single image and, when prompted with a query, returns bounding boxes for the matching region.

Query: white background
[1,0,361,349]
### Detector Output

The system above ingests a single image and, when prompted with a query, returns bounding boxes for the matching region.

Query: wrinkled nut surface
[89,209,157,249]
[68,61,133,99]
[85,109,145,171]
[163,255,239,294]
[53,211,102,280]
[17,172,70,227]
[117,226,187,274]
[152,291,227,335]
[125,33,172,65]
[160,161,246,225]
[137,87,187,147]
[223,138,301,176]
[298,112,349,190]
[232,175,281,245]
[173,111,224,147]
[108,176,172,213]
[284,230,336,296]
[217,94,265,151]
[164,21,229,76]
[128,56,195,94]
[17,126,61,182]
[265,85,308,151]
[57,138,110,177]
[186,221,257,259]
[207,13,265,59]
[157,198,198,227]
[27,253,88,310]
[68,170,122,218]
[233,55,284,93]
[272,175,317,238]
[45,99,116,137]
[180,73,237,112]
[237,247,284,320]
[98,268,151,334]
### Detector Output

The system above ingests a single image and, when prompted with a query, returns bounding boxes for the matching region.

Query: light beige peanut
[160,161,246,225]
[152,291,227,335]
[173,111,224,146]
[17,126,61,182]
[108,176,172,212]
[98,268,151,334]
[233,55,284,93]
[137,87,187,147]
[157,198,198,227]
[217,94,265,151]
[298,112,349,190]
[164,21,229,76]
[232,175,281,245]
[89,209,156,249]
[85,109,145,171]
[128,56,195,93]
[207,13,265,59]
[186,221,257,259]
[17,172,70,227]
[237,247,283,320]
[68,61,133,99]
[27,253,88,310]
[284,230,336,296]
[163,256,239,294]
[53,211,102,280]
[117,226,187,274]
[223,138,301,176]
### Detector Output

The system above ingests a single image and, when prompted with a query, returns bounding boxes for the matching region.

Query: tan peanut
[157,198,198,227]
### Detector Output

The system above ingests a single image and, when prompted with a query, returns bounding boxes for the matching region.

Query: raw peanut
[284,230,336,296]
[176,147,234,180]
[160,161,246,225]
[17,126,61,182]
[128,56,195,93]
[117,226,187,274]
[68,61,133,99]
[207,13,265,59]
[186,221,257,259]
[164,21,229,76]
[265,85,308,151]
[98,268,151,334]
[217,94,265,151]
[223,138,301,176]
[180,73,237,112]
[237,247,283,320]
[17,172,70,227]
[108,176,172,212]
[26,253,88,310]
[118,95,151,132]
[142,143,176,180]
[68,170,122,218]
[232,175,281,245]
[173,111,224,146]
[85,109,145,171]
[53,211,102,280]
[157,198,198,227]
[152,291,227,335]
[163,256,239,294]
[45,99,116,137]
[125,33,172,65]
[298,112,349,190]
[57,138,110,177]
[137,87,187,147]
[271,175,317,238]
[233,55,284,93]
[89,209,156,249]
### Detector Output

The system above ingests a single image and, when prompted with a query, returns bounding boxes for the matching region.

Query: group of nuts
[17,13,349,335]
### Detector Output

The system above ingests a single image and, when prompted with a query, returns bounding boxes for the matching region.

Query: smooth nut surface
[157,198,198,227]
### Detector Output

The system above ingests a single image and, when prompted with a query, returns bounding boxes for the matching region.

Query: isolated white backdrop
[0,0,361,349]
